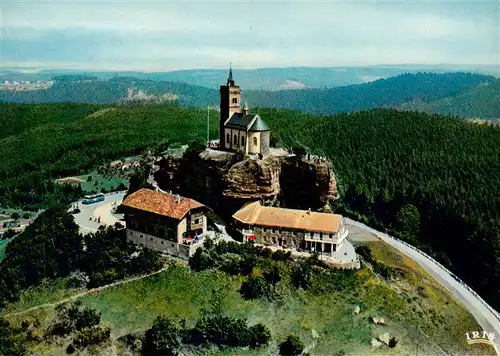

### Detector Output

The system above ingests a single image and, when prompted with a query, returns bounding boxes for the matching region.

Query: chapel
[219,67,270,156]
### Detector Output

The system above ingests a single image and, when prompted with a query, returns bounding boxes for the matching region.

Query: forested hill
[243,72,499,117]
[401,81,500,119]
[1,72,497,120]
[0,77,217,107]
[1,102,499,310]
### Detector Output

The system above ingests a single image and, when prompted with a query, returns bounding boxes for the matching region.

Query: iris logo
[465,331,496,346]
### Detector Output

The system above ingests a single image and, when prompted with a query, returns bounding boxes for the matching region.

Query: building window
[226,133,230,143]
[241,136,245,146]
[329,233,333,238]
[234,135,238,145]
[232,97,238,104]
[161,240,164,244]
[253,137,258,146]
[150,237,153,241]
[319,232,323,239]
[140,235,143,238]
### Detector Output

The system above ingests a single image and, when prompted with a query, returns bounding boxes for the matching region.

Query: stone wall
[259,130,270,156]
[253,226,305,249]
[127,228,178,255]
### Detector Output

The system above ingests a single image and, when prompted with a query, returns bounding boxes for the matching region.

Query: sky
[1,0,499,71]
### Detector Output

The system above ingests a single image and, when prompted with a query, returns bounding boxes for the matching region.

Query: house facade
[122,188,209,259]
[219,67,270,156]
[232,201,348,258]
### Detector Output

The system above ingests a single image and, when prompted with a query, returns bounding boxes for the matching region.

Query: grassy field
[3,241,494,356]
[72,170,128,193]
[0,238,11,262]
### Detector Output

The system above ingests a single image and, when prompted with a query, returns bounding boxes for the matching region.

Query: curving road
[345,218,500,355]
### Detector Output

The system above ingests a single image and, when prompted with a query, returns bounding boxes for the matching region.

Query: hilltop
[0,102,499,315]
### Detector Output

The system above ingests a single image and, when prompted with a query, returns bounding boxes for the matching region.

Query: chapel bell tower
[219,65,241,147]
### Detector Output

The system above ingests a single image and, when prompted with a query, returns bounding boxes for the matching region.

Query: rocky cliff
[154,149,339,218]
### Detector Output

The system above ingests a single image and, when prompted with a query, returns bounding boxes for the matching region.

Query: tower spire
[227,63,234,86]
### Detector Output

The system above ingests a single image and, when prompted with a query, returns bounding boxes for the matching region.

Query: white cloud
[2,0,498,69]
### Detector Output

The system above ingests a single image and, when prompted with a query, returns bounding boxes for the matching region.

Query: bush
[66,343,75,354]
[1,229,17,240]
[22,213,30,219]
[11,212,20,220]
[143,315,180,355]
[248,323,271,349]
[73,325,111,349]
[355,245,373,263]
[188,315,270,349]
[389,336,398,348]
[240,276,271,300]
[75,307,101,331]
[279,334,304,355]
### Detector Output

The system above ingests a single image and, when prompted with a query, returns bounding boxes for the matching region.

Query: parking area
[72,191,127,234]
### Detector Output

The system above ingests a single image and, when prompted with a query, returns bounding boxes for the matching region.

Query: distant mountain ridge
[0,72,498,119]
[2,65,499,91]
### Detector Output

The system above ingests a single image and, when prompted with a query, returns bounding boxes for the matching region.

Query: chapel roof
[225,113,270,132]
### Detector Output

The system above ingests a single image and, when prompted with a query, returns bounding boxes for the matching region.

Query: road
[345,218,500,355]
[72,192,126,235]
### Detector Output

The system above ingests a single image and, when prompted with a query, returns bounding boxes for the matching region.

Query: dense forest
[263,108,500,309]
[0,103,218,209]
[0,102,499,311]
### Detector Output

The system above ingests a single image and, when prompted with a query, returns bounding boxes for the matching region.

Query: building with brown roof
[232,201,348,258]
[122,188,209,259]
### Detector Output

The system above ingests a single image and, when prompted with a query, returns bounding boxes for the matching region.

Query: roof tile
[122,188,205,220]
[233,201,341,233]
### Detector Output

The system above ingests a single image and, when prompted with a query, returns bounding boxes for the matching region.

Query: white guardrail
[345,218,500,323]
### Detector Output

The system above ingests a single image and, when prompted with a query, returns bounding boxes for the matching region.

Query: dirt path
[4,267,167,317]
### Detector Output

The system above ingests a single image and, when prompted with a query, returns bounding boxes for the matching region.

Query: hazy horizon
[3,0,499,71]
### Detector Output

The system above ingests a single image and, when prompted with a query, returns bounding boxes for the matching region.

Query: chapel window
[241,136,245,146]
[226,133,230,143]
[234,135,238,144]
[253,137,258,146]
[232,97,238,104]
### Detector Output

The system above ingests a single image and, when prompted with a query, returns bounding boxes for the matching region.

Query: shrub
[11,212,20,220]
[66,343,75,354]
[389,336,398,348]
[73,325,111,349]
[188,315,270,349]
[75,307,101,331]
[355,245,373,263]
[248,323,271,349]
[143,315,180,355]
[240,276,271,300]
[22,213,30,219]
[279,334,304,355]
